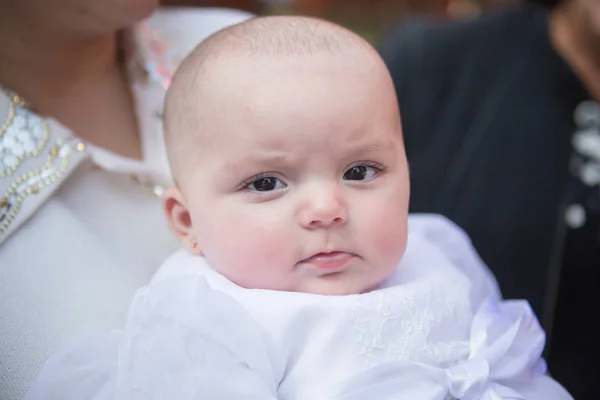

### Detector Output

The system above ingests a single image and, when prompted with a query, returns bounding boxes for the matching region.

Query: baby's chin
[292,273,390,296]
[224,266,395,295]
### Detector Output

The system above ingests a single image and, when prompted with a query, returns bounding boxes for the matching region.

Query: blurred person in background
[269,0,490,43]
[0,1,251,398]
[380,0,599,397]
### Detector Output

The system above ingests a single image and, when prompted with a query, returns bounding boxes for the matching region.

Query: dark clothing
[380,4,599,398]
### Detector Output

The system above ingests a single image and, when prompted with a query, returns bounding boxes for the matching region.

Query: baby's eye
[246,176,287,192]
[343,165,380,181]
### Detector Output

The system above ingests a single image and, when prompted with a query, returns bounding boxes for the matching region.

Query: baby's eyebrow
[220,153,290,173]
[218,140,395,173]
[353,143,382,154]
[344,141,396,158]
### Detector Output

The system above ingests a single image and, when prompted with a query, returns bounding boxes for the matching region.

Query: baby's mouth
[298,251,356,273]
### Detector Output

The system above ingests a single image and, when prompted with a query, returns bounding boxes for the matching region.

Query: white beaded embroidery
[567,101,600,227]
[0,138,85,235]
[0,91,49,177]
[571,101,600,186]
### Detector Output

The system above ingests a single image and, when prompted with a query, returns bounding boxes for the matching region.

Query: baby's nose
[299,186,348,230]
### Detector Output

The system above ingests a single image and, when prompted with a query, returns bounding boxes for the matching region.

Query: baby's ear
[162,187,202,255]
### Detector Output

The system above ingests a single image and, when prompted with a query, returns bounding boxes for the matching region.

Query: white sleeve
[407,213,502,306]
[23,333,120,400]
[115,276,281,400]
[25,277,281,400]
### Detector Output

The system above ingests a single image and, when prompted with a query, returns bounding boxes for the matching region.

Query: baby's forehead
[180,61,394,144]
[203,110,398,160]
[164,16,397,183]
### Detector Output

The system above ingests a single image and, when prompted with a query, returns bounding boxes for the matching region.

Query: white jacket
[0,7,252,399]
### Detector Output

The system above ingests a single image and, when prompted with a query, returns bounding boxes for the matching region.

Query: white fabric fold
[114,276,281,400]
[26,277,281,400]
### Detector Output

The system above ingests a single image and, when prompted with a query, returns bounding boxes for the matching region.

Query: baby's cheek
[210,216,292,289]
[367,201,408,264]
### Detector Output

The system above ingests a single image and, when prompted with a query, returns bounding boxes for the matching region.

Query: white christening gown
[24,215,573,400]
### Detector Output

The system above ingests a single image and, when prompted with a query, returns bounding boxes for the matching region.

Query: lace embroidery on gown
[348,274,472,368]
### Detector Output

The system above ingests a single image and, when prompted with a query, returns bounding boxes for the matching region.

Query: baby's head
[163,16,409,295]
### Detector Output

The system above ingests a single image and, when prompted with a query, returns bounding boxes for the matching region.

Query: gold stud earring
[190,238,198,249]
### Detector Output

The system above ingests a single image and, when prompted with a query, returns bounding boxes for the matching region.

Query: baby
[26,16,572,400]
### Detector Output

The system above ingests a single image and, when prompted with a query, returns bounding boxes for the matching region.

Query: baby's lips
[300,251,356,271]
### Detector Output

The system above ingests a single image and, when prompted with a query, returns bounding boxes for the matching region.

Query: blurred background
[161,0,522,43]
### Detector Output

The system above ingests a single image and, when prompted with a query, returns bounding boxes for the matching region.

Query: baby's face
[176,56,409,295]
